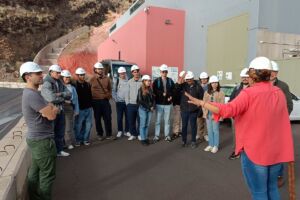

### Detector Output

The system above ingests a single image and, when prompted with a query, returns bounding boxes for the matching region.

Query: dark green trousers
[26,138,56,200]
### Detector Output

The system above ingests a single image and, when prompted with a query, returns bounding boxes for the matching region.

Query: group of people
[20,55,294,200]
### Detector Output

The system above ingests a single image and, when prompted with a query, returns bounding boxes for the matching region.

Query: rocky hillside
[0,0,133,80]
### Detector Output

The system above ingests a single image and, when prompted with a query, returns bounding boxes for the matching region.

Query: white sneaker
[204,146,213,152]
[128,136,137,141]
[211,146,218,153]
[204,135,209,142]
[125,132,131,137]
[58,151,70,157]
[67,145,74,150]
[138,135,142,141]
[196,135,200,140]
[117,131,123,138]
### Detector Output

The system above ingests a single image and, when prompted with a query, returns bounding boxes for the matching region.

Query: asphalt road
[53,103,300,200]
[0,88,23,139]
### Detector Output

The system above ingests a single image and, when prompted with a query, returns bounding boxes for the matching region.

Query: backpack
[156,77,173,89]
[114,78,120,92]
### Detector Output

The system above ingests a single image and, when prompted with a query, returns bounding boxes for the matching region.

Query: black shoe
[141,140,149,146]
[191,142,197,149]
[228,152,240,160]
[181,142,187,147]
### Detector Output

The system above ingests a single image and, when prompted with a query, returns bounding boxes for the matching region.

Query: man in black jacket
[228,68,249,160]
[152,64,175,143]
[73,67,93,146]
[175,71,204,148]
[270,61,293,188]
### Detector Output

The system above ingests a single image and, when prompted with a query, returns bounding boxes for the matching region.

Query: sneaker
[57,151,70,157]
[125,132,131,137]
[67,145,74,150]
[138,135,142,141]
[153,136,160,143]
[116,131,123,138]
[171,134,179,140]
[196,135,201,140]
[191,142,197,149]
[165,136,172,142]
[228,152,240,160]
[97,136,105,141]
[75,142,81,147]
[204,146,213,152]
[83,141,90,146]
[128,136,137,141]
[211,146,218,153]
[204,135,209,142]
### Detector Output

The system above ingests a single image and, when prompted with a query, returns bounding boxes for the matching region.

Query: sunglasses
[161,71,168,73]
[186,79,192,81]
[78,74,85,77]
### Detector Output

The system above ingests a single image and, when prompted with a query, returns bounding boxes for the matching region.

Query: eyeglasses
[161,71,168,74]
[78,74,85,77]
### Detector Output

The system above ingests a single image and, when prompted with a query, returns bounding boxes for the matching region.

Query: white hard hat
[131,65,139,71]
[75,67,86,75]
[209,75,219,83]
[94,62,104,69]
[49,64,62,72]
[118,67,126,73]
[142,75,151,80]
[240,68,249,77]
[249,57,272,70]
[179,71,186,78]
[159,64,168,71]
[20,62,43,77]
[271,61,279,71]
[61,70,71,77]
[199,72,209,79]
[185,71,194,79]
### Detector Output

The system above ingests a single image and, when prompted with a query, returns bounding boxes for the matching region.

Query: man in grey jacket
[113,67,130,138]
[125,65,142,141]
[41,64,71,157]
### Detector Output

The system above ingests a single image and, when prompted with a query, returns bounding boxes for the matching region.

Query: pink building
[98,6,185,76]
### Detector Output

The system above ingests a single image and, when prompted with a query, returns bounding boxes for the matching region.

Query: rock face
[0,0,133,80]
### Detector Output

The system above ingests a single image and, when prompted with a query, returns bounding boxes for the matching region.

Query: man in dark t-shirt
[20,62,58,200]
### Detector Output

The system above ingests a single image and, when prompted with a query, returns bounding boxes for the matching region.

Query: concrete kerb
[0,82,26,89]
[0,118,30,200]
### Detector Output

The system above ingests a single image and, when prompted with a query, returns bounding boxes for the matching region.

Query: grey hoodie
[125,78,142,105]
[41,74,71,106]
[112,78,128,102]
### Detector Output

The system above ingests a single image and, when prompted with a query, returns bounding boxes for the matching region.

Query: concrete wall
[110,0,260,76]
[206,14,249,85]
[98,7,185,75]
[259,0,300,34]
[275,58,300,95]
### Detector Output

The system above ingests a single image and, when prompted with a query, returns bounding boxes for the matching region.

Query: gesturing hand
[185,92,202,107]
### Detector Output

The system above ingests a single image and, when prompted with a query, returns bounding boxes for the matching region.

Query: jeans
[92,99,112,136]
[54,112,65,153]
[116,102,129,132]
[206,113,220,147]
[241,152,281,200]
[74,108,93,142]
[172,105,182,134]
[181,111,198,143]
[155,104,172,137]
[64,104,75,146]
[138,106,152,140]
[26,138,56,200]
[127,104,140,136]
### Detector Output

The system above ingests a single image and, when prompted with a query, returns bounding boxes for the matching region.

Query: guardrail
[0,118,30,200]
